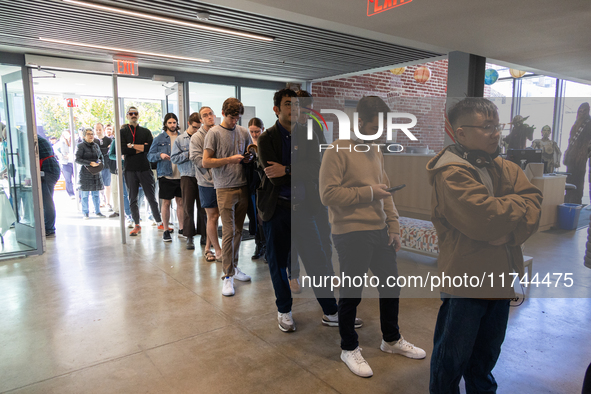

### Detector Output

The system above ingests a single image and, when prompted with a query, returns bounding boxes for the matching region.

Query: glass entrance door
[1,69,37,252]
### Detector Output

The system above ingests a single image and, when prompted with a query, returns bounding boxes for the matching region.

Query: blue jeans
[292,202,338,315]
[122,174,131,218]
[263,205,292,313]
[80,190,101,215]
[61,163,74,197]
[429,296,511,394]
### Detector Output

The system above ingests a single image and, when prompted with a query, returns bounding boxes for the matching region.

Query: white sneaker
[127,220,134,229]
[341,347,373,378]
[222,276,235,297]
[321,312,363,328]
[278,311,296,332]
[380,336,426,359]
[233,267,251,282]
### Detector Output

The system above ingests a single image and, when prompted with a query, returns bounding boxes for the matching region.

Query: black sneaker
[163,230,172,242]
[178,229,187,239]
[108,212,119,218]
[96,212,106,218]
[186,236,195,250]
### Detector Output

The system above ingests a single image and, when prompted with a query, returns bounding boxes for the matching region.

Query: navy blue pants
[263,204,338,315]
[429,296,510,394]
[42,174,58,235]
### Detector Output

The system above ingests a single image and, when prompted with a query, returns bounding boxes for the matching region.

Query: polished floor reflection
[1,193,591,393]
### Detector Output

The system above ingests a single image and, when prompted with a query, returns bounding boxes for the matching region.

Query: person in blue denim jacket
[148,113,184,242]
[171,112,208,250]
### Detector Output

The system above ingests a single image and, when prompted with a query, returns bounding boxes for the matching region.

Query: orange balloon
[414,66,431,83]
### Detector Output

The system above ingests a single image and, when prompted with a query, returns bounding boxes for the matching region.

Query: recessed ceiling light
[39,38,211,63]
[62,0,273,42]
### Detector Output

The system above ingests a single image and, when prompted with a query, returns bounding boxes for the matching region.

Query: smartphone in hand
[385,184,406,193]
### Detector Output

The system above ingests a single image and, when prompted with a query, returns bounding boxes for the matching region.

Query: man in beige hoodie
[319,96,426,378]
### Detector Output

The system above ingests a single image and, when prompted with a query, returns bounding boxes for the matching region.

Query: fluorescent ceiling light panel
[39,38,211,63]
[62,0,274,42]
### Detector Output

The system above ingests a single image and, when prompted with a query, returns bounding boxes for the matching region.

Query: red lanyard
[129,125,136,144]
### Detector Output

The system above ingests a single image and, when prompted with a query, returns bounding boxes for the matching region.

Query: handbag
[85,161,104,175]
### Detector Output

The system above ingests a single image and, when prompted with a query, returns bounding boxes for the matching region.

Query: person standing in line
[246,117,266,260]
[95,123,113,210]
[203,98,253,296]
[319,96,426,378]
[108,130,132,225]
[75,127,105,219]
[171,112,208,250]
[148,113,184,242]
[190,106,223,262]
[563,102,591,204]
[120,106,162,236]
[55,130,75,199]
[427,98,542,393]
[257,89,360,333]
[38,135,60,236]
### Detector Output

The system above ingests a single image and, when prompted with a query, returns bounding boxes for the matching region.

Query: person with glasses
[171,112,208,250]
[190,106,223,262]
[75,127,105,219]
[427,98,542,393]
[120,106,162,236]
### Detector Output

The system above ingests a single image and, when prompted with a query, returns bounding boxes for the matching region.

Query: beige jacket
[426,147,542,298]
[319,139,399,235]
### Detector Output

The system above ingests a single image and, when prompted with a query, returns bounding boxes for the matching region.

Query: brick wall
[311,59,449,151]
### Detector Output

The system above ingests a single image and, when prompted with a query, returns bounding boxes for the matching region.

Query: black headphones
[455,143,500,168]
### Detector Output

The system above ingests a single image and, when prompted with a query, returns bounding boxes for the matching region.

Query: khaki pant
[111,174,119,213]
[216,186,249,278]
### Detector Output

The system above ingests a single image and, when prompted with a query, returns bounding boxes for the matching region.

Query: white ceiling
[215,0,591,84]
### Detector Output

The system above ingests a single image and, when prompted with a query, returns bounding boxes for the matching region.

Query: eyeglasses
[128,112,138,116]
[459,124,504,133]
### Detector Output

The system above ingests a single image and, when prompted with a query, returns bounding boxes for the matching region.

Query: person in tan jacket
[427,97,542,393]
[320,96,426,378]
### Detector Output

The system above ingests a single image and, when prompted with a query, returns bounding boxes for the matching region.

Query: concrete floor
[1,192,591,393]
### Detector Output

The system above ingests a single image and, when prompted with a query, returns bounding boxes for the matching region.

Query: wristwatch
[285,165,291,175]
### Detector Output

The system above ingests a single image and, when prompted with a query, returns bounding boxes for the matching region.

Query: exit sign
[113,59,138,76]
[65,98,79,107]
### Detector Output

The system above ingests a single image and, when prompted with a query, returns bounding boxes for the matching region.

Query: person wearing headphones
[427,97,542,393]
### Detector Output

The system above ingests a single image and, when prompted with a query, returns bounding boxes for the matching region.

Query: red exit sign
[113,59,138,76]
[65,98,79,108]
[367,0,412,16]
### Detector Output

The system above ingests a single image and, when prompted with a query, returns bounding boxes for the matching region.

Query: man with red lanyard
[120,106,162,236]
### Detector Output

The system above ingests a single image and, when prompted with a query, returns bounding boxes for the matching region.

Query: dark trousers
[180,176,206,238]
[61,163,74,197]
[292,202,338,315]
[41,176,58,234]
[333,227,401,351]
[291,204,334,278]
[249,193,265,248]
[429,297,510,394]
[263,205,292,313]
[125,169,161,225]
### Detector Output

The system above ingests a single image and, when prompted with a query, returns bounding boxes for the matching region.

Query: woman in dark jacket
[76,127,105,219]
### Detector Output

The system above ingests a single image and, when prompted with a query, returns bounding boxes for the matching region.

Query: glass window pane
[240,87,276,130]
[519,77,556,147]
[188,82,235,124]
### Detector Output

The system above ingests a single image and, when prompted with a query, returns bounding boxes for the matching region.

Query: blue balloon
[484,69,499,85]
